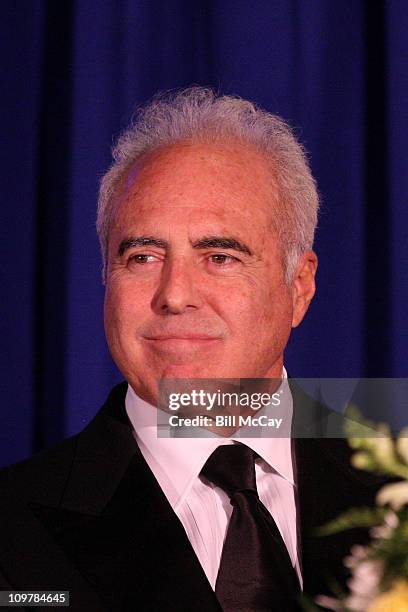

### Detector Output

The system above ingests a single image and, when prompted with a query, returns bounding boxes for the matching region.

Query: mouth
[145,335,220,341]
[142,335,222,352]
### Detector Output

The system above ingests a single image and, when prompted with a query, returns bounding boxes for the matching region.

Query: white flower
[370,510,399,539]
[345,557,383,611]
[371,436,395,467]
[322,546,383,611]
[352,452,373,470]
[376,481,408,510]
[344,544,369,568]
[316,546,383,611]
[314,594,343,610]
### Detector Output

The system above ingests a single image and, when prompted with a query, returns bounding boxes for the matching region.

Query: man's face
[104,140,316,405]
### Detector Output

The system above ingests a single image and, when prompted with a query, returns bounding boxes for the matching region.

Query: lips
[142,335,222,354]
[145,335,220,341]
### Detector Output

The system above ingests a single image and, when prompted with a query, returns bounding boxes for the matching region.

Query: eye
[128,253,159,265]
[208,253,239,266]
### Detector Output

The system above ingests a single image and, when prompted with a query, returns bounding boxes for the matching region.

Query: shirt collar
[125,369,294,507]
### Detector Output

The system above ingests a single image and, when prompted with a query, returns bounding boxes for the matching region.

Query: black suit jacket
[0,382,384,611]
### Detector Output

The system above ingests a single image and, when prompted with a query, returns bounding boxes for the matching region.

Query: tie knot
[200,443,258,499]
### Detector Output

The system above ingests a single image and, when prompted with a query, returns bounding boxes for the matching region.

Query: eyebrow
[192,236,252,256]
[118,235,253,257]
[118,236,168,256]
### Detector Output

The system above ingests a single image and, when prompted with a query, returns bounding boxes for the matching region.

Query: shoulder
[0,434,79,507]
[0,381,132,509]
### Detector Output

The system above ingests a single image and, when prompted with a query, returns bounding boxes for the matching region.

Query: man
[0,88,382,611]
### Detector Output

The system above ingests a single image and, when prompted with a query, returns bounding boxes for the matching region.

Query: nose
[151,256,203,314]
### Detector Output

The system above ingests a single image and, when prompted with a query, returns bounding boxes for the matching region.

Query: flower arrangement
[312,409,408,611]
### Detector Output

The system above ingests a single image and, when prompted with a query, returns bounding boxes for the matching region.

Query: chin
[161,363,213,378]
[160,364,252,381]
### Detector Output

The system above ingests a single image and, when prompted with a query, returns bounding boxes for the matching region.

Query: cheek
[104,284,124,328]
[104,281,145,340]
[211,289,259,347]
[221,279,293,341]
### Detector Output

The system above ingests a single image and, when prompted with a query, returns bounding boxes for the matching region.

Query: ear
[291,251,318,328]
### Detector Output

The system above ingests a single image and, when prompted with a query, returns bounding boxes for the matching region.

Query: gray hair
[97,87,319,283]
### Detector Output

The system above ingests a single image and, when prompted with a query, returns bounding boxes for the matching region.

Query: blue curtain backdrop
[1,0,407,467]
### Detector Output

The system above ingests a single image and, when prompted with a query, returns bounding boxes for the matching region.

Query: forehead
[111,140,279,236]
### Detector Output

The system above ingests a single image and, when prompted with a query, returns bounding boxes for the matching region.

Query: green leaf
[316,506,387,536]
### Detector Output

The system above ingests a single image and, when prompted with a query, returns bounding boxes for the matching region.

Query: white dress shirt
[125,373,302,590]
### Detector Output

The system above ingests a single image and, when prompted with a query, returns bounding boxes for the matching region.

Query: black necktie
[201,443,300,611]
